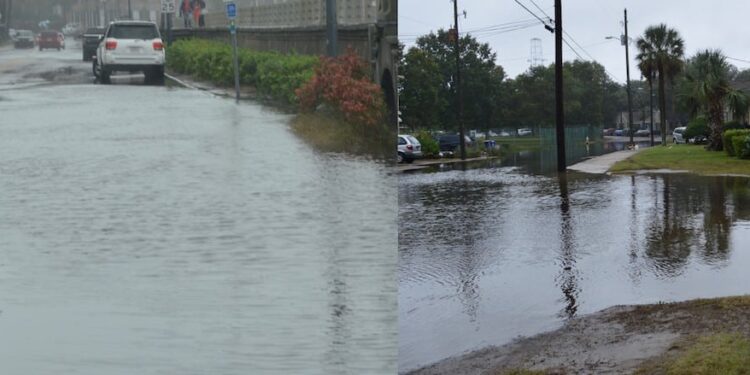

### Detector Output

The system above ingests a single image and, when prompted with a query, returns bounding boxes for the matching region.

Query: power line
[528,0,552,21]
[513,0,551,27]
[727,56,750,65]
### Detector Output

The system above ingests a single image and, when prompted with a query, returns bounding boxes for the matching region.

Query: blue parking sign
[226,3,237,19]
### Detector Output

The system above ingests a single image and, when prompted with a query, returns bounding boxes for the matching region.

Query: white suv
[94,21,165,84]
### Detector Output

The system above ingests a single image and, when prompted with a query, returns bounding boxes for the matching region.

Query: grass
[610,144,750,176]
[636,334,750,375]
[290,112,392,157]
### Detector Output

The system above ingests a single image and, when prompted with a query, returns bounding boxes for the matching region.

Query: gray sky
[399,0,750,83]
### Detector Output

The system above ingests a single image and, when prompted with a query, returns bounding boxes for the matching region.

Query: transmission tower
[528,38,545,68]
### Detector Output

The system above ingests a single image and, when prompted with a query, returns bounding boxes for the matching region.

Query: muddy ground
[409,295,750,375]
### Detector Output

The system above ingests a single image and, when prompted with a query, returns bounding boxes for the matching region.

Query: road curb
[164,73,198,90]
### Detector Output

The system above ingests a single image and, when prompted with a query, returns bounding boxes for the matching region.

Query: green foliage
[662,334,750,375]
[741,136,750,159]
[636,24,685,145]
[414,130,439,157]
[611,144,750,176]
[724,121,745,131]
[684,117,708,140]
[399,30,626,133]
[166,39,318,105]
[678,50,748,151]
[723,129,750,157]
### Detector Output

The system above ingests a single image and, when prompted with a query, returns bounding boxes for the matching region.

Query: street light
[606,8,634,147]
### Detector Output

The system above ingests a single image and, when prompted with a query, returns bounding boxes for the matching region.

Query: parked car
[82,27,106,61]
[672,127,687,144]
[397,134,422,163]
[517,128,533,136]
[94,21,165,84]
[635,128,650,137]
[438,134,472,153]
[13,29,35,48]
[37,30,65,51]
[62,22,83,37]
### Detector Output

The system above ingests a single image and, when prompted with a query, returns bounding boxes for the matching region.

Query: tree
[401,29,505,132]
[636,24,685,146]
[399,48,446,130]
[678,50,749,151]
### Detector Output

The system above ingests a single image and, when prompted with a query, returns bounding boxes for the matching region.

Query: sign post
[225,1,240,102]
[160,0,175,46]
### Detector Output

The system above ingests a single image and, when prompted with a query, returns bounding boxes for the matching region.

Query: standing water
[399,152,750,372]
[0,84,396,374]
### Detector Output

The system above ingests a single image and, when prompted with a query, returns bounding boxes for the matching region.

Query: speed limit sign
[161,0,176,13]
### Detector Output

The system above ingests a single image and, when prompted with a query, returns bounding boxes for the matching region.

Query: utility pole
[454,0,466,160]
[326,0,338,56]
[127,0,132,19]
[555,0,565,172]
[624,8,634,146]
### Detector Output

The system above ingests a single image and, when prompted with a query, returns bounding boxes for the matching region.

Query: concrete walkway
[568,149,640,174]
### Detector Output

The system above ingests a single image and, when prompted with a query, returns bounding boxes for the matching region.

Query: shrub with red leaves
[296,50,386,127]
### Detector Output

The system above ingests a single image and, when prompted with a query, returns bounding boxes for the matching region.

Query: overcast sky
[399,0,750,84]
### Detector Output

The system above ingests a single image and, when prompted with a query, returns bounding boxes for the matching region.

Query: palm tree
[679,50,749,151]
[636,24,685,146]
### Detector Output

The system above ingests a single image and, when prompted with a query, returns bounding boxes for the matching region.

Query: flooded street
[0,45,396,374]
[399,154,750,371]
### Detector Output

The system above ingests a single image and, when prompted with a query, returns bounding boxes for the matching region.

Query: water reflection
[556,173,580,318]
[399,168,750,371]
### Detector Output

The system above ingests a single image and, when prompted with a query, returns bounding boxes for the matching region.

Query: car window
[398,137,406,145]
[18,30,33,37]
[41,32,57,37]
[407,136,420,144]
[109,24,159,39]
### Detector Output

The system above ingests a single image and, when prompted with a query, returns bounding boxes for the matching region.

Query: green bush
[414,130,439,157]
[684,117,709,141]
[723,129,750,157]
[724,121,745,131]
[166,39,318,105]
[736,135,750,159]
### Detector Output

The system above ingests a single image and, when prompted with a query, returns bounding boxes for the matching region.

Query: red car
[37,31,65,51]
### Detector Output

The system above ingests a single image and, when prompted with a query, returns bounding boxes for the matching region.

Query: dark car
[13,29,35,48]
[438,134,472,153]
[38,30,65,51]
[82,27,106,61]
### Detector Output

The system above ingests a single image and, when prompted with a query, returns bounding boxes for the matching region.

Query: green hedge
[684,117,708,141]
[414,130,439,157]
[724,129,750,157]
[166,39,318,105]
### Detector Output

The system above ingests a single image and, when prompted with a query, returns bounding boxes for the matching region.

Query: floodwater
[399,150,750,372]
[0,46,396,374]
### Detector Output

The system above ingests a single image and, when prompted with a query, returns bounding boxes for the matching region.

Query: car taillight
[153,40,164,51]
[406,145,414,151]
[105,39,117,50]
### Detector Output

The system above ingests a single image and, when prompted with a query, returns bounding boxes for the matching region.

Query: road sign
[161,0,176,14]
[226,2,237,19]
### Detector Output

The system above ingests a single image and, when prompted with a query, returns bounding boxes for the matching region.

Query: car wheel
[397,152,404,164]
[405,158,414,164]
[100,67,112,84]
[39,46,42,51]
[149,66,165,85]
[57,47,61,51]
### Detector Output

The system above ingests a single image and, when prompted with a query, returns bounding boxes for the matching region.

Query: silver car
[673,127,687,144]
[398,134,422,164]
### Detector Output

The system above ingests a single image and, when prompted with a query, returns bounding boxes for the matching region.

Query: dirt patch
[408,295,750,375]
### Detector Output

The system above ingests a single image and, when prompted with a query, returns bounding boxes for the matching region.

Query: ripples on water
[399,166,750,371]
[0,85,396,374]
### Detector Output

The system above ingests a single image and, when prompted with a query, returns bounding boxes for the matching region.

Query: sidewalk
[568,149,641,174]
[165,70,259,100]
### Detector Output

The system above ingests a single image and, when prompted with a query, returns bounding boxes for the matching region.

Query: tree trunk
[708,104,724,151]
[658,65,667,146]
